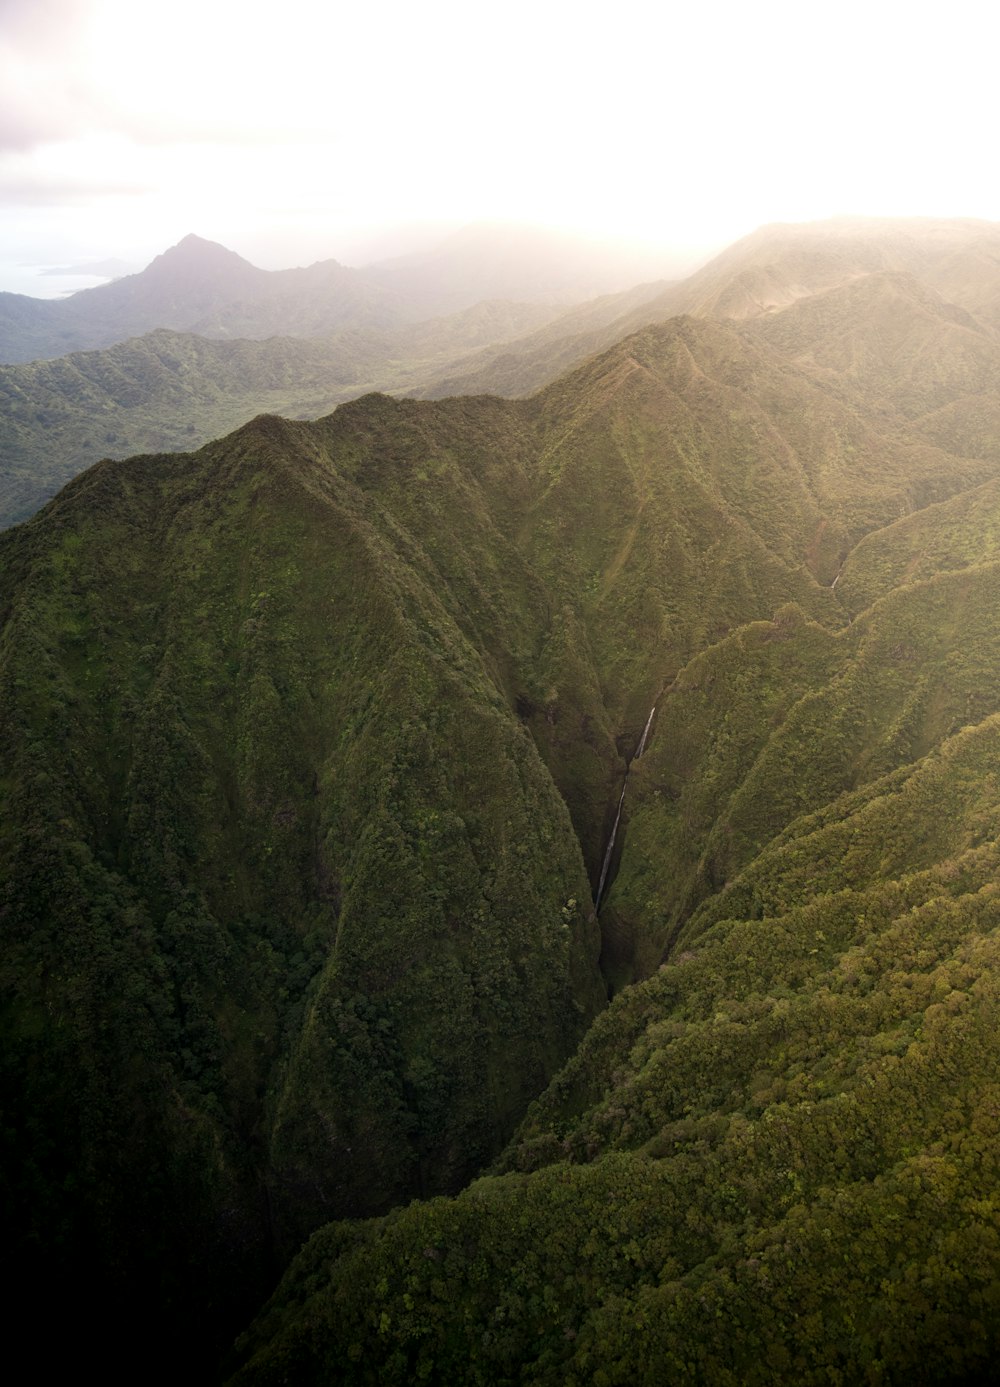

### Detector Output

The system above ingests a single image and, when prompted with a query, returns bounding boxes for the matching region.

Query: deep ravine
[594,702,656,912]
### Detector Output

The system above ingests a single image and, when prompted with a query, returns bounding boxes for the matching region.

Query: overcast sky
[1,0,998,295]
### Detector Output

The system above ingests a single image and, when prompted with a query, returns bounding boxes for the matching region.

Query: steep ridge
[429,313,1000,875]
[406,217,1000,402]
[7,236,1000,1379]
[749,270,1000,419]
[0,328,388,526]
[641,215,1000,328]
[8,218,1000,531]
[836,476,1000,614]
[222,256,1000,1381]
[413,279,674,399]
[230,507,1000,1387]
[605,558,1000,960]
[0,409,606,1368]
[0,299,561,529]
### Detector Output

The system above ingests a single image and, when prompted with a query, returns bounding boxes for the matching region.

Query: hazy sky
[1,0,998,295]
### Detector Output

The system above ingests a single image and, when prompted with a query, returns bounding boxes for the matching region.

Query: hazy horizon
[2,0,999,297]
[0,217,725,300]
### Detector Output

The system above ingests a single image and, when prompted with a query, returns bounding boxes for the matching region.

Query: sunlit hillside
[4,218,1000,1382]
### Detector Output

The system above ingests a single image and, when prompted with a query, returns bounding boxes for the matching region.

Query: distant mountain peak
[170,232,242,255]
[149,234,259,276]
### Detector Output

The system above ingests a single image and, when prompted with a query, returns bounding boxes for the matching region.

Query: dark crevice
[594,702,657,913]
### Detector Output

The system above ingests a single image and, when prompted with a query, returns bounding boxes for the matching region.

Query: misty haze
[4,2,1000,1384]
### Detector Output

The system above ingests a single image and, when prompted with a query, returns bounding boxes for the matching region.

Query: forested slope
[230,465,1000,1387]
[0,299,569,529]
[226,252,1000,1381]
[0,407,605,1369]
[8,218,1000,534]
[6,224,1000,1381]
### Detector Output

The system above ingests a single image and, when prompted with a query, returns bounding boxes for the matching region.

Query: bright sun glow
[2,0,999,288]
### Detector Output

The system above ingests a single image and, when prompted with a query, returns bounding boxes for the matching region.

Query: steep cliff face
[0,406,604,1366]
[7,223,1000,1379]
[228,470,1000,1387]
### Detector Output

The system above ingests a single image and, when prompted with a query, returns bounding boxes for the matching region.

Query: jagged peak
[142,234,261,279]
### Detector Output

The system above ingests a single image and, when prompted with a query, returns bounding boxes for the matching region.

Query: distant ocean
[0,263,114,299]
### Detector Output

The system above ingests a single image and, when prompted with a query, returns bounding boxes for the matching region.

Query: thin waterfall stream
[594,703,656,912]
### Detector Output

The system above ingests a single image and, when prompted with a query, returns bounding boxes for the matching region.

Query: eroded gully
[594,701,656,913]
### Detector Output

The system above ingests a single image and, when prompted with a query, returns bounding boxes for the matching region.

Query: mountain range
[0,278,670,529]
[0,225,681,366]
[7,217,1000,533]
[4,216,1000,1382]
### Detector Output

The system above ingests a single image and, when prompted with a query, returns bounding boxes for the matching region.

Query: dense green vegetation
[228,426,1000,1386]
[13,218,1000,535]
[0,407,607,1368]
[0,301,582,528]
[0,285,681,531]
[235,818,1000,1383]
[5,218,1000,1380]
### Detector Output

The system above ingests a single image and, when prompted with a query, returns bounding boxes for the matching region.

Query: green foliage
[9,221,1000,1379]
[838,476,1000,614]
[1,408,607,1365]
[231,719,1000,1384]
[0,320,552,529]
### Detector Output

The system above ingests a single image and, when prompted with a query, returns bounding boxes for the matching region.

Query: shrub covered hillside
[0,298,571,529]
[0,409,606,1369]
[229,510,1000,1386]
[6,228,1000,1380]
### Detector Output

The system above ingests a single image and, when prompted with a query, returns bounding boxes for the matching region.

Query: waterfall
[636,703,656,758]
[594,703,656,913]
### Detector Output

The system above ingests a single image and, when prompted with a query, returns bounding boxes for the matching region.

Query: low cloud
[0,82,98,153]
[0,0,99,151]
[0,170,150,205]
[0,0,89,50]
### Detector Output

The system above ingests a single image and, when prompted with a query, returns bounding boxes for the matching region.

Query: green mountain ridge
[6,219,1000,1381]
[1,401,606,1369]
[229,534,1000,1387]
[8,216,1000,535]
[0,288,671,530]
[397,218,1000,411]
